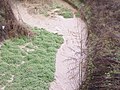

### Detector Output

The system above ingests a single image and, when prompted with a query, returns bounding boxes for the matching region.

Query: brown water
[13,1,87,90]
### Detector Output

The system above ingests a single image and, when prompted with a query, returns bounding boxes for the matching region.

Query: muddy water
[13,2,87,90]
[49,18,87,90]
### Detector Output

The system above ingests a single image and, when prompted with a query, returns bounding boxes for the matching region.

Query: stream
[13,1,87,90]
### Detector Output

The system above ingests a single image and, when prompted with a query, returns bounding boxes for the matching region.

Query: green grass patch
[52,2,74,18]
[57,8,73,18]
[32,2,74,18]
[75,12,81,17]
[0,28,63,90]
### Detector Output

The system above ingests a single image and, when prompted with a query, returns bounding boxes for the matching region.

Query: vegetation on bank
[79,0,120,89]
[0,28,63,90]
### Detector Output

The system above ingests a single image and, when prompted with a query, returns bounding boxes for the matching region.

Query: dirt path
[13,1,87,90]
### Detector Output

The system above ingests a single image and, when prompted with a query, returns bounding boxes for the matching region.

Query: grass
[75,12,81,17]
[57,7,73,18]
[51,3,74,18]
[29,1,74,18]
[0,28,63,90]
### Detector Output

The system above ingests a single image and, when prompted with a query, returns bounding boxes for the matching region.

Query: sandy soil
[13,1,87,90]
